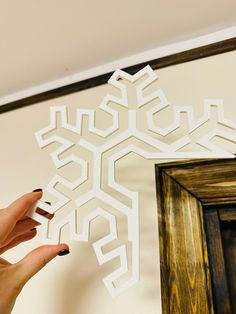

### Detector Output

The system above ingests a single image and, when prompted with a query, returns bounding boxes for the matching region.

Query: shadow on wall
[54,160,161,314]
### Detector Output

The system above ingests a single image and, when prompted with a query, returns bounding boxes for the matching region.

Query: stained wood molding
[155,157,236,314]
[0,38,235,114]
[161,158,236,205]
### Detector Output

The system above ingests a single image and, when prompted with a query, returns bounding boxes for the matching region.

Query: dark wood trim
[155,157,236,313]
[203,208,232,314]
[157,157,236,205]
[0,37,235,114]
[156,168,214,313]
[221,220,236,314]
[219,207,236,221]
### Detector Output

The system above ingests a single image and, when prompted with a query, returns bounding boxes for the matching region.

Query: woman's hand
[0,190,69,314]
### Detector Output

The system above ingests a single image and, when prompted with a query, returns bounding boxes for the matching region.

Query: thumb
[15,244,70,285]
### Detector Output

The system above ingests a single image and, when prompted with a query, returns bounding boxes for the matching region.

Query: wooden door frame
[155,157,236,313]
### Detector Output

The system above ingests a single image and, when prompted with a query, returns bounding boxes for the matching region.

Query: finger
[0,190,42,244]
[0,218,37,248]
[1,212,54,248]
[0,230,37,255]
[15,243,70,285]
[8,190,43,220]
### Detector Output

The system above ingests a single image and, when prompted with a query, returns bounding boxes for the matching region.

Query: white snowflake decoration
[28,65,236,298]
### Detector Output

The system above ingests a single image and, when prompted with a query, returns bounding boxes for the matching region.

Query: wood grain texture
[156,170,213,314]
[156,158,236,313]
[221,221,236,314]
[204,209,232,314]
[162,159,236,205]
[219,207,236,221]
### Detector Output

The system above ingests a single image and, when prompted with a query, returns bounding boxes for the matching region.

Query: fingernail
[57,249,70,256]
[31,228,37,231]
[33,188,42,192]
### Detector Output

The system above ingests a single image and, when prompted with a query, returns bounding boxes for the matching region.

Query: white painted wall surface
[0,50,235,314]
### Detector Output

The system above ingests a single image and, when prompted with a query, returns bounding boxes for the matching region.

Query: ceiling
[0,0,236,99]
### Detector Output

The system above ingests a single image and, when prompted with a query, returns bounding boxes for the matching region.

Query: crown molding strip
[0,37,235,114]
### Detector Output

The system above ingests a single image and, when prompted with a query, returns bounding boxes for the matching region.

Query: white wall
[0,50,235,314]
